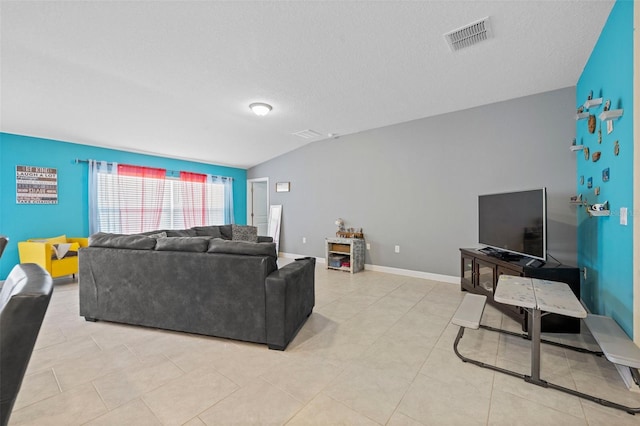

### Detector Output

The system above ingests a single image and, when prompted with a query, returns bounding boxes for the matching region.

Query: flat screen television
[478,188,547,261]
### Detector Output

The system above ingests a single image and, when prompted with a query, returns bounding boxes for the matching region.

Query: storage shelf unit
[326,237,365,274]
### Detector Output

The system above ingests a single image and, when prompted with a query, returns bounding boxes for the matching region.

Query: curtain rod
[73,159,233,181]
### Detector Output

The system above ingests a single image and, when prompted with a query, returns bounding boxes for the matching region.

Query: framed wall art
[275,182,290,192]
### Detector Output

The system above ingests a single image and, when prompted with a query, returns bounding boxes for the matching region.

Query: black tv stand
[479,247,523,262]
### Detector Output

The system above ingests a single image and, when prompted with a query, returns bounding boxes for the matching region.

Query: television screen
[478,188,546,260]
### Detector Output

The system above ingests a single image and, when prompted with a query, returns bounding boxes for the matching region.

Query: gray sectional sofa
[78,225,315,350]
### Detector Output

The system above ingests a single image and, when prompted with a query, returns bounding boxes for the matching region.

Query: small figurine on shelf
[335,218,345,233]
[604,99,611,112]
[588,115,596,133]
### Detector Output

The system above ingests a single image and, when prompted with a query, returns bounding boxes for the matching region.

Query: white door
[247,179,269,235]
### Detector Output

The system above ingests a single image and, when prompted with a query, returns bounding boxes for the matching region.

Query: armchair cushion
[51,242,80,259]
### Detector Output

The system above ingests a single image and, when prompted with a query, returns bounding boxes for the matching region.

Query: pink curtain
[180,171,207,228]
[117,164,166,233]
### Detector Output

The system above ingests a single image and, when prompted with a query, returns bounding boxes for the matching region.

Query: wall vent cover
[444,17,492,52]
[292,129,322,139]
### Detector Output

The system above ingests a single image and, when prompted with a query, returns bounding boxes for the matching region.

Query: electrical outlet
[394,245,400,253]
[302,237,306,244]
[366,243,371,250]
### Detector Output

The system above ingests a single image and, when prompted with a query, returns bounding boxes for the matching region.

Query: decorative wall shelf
[575,112,589,120]
[583,97,603,109]
[569,195,583,205]
[570,145,585,152]
[599,109,624,121]
[586,201,609,217]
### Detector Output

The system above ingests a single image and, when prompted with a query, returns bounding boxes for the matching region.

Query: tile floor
[9,259,640,425]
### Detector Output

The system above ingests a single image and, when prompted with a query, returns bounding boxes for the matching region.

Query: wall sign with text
[16,165,58,204]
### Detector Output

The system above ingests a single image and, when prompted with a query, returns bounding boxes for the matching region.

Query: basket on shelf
[335,231,364,239]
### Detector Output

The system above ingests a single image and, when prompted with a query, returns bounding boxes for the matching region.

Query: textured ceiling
[1,1,614,169]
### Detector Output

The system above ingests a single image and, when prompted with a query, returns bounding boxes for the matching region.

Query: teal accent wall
[576,0,634,335]
[0,132,247,280]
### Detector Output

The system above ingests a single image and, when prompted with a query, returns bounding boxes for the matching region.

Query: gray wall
[248,87,578,277]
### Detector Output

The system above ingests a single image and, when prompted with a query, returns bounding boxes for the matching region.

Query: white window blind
[96,173,226,233]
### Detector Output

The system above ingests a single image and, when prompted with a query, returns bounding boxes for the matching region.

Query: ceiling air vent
[444,17,492,52]
[292,129,322,139]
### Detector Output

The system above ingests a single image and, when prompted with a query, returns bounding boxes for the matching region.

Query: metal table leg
[529,308,543,383]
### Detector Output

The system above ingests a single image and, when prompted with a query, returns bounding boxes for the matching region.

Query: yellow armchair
[18,235,89,279]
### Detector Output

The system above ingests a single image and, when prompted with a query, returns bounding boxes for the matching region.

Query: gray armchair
[0,263,53,426]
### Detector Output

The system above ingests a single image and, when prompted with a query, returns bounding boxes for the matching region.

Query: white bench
[452,293,487,330]
[584,314,640,393]
[584,314,640,369]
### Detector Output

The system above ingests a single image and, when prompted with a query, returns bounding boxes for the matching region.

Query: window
[89,161,233,234]
[156,178,225,230]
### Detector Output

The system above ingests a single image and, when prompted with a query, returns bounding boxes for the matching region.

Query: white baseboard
[363,263,459,284]
[278,252,458,284]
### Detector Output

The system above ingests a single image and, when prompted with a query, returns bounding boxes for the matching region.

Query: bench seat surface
[584,314,640,369]
[452,293,487,330]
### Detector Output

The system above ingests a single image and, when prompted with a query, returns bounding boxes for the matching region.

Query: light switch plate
[620,207,628,226]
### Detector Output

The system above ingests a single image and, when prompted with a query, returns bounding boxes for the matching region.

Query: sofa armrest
[17,242,52,271]
[265,257,316,350]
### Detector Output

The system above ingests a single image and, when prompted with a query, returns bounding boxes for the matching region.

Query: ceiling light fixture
[249,102,272,116]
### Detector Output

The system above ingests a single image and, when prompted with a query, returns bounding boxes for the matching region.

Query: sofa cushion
[146,231,168,239]
[192,226,222,238]
[207,239,277,258]
[232,225,258,243]
[89,233,156,250]
[166,229,197,237]
[138,230,168,237]
[192,225,232,239]
[155,237,210,252]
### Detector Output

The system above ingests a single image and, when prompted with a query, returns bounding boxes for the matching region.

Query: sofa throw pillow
[155,237,209,252]
[231,225,258,243]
